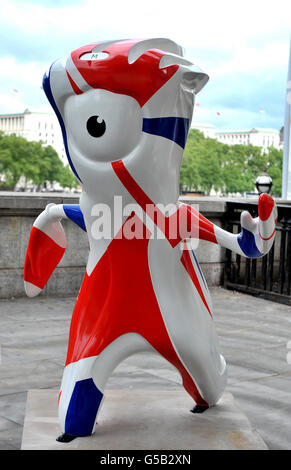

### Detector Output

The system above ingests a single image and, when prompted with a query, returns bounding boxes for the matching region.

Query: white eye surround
[64,89,143,163]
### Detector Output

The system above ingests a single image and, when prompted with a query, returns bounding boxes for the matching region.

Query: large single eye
[86,115,106,137]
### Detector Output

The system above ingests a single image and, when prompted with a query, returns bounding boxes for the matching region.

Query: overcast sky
[0,0,290,130]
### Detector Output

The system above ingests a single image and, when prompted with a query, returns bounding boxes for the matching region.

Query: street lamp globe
[255,174,273,194]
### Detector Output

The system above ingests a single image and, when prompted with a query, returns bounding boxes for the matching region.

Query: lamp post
[255,172,273,195]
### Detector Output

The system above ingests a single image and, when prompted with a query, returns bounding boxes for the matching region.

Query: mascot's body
[24,39,277,440]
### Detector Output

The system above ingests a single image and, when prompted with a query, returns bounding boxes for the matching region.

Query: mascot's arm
[182,193,277,258]
[24,203,86,297]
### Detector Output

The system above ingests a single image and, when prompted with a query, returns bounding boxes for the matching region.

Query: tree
[180,129,283,196]
[181,130,223,194]
[261,147,283,196]
[221,144,263,194]
[0,132,78,190]
[58,164,78,189]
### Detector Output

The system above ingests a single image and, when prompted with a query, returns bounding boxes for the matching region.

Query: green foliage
[181,129,283,196]
[58,164,79,189]
[262,147,283,196]
[0,132,78,190]
[0,129,283,196]
[181,130,223,194]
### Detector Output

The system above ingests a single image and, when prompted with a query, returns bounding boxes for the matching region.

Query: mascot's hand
[237,194,277,258]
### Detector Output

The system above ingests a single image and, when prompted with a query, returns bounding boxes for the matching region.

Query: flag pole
[282,36,291,200]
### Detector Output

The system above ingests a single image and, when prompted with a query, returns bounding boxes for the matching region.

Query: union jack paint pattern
[24,38,277,438]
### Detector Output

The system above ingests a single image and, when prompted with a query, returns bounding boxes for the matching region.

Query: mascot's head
[43,38,208,183]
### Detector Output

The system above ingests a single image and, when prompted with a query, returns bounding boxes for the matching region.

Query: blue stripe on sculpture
[63,205,86,231]
[237,228,262,258]
[191,250,207,289]
[142,117,190,149]
[42,66,82,183]
[65,378,103,436]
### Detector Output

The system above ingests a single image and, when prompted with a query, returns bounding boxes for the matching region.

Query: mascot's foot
[56,432,77,443]
[191,405,209,414]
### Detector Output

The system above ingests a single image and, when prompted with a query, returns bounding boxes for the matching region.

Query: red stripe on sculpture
[186,205,217,244]
[112,160,218,247]
[66,71,83,95]
[112,160,181,246]
[259,227,276,241]
[181,243,213,318]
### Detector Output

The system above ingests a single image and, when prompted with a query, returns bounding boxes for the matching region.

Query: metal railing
[224,200,291,306]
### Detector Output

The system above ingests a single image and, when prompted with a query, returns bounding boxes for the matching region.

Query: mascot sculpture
[23,38,277,442]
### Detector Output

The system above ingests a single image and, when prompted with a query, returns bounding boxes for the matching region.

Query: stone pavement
[0,287,290,450]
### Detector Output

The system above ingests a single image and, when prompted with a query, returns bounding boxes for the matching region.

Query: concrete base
[21,389,268,450]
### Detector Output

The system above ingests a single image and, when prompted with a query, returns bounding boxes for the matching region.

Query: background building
[215,127,281,150]
[191,121,281,150]
[0,108,66,163]
[190,122,216,139]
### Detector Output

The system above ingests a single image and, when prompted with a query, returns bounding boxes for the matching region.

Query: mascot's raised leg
[57,333,151,441]
[56,356,103,442]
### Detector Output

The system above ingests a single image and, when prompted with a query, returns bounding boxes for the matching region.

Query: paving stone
[0,424,23,449]
[0,359,63,396]
[0,391,27,425]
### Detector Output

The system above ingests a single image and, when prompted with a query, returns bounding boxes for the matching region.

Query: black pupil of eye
[86,115,106,137]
